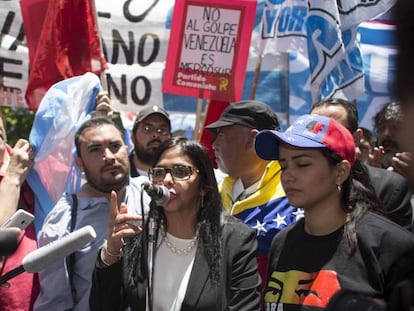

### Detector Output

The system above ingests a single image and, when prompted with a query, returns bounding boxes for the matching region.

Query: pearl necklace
[161,226,199,256]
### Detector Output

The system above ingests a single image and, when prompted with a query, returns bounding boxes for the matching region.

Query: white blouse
[152,233,197,311]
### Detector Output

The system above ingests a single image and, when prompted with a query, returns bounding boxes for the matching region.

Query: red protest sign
[163,0,257,102]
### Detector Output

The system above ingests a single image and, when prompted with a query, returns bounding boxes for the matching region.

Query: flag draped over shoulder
[27,72,102,235]
[261,0,396,103]
[20,0,107,112]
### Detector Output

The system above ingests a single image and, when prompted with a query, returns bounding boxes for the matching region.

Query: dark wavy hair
[154,137,223,282]
[320,148,383,254]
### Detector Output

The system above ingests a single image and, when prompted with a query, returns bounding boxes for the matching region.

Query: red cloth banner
[199,99,230,167]
[21,0,107,112]
[163,0,257,102]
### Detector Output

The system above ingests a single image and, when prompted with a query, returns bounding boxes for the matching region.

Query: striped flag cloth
[27,72,102,234]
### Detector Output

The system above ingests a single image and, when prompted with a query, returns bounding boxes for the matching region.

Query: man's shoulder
[365,164,408,185]
[357,212,414,255]
[38,193,73,245]
[128,176,150,195]
[127,176,151,212]
[364,164,412,201]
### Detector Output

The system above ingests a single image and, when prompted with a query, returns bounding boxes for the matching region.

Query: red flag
[21,0,107,112]
[199,100,230,168]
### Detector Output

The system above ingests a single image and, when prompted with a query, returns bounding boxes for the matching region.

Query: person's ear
[247,129,259,148]
[75,156,85,172]
[336,160,351,184]
[353,128,363,144]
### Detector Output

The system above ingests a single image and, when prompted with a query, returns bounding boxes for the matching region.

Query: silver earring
[337,184,342,193]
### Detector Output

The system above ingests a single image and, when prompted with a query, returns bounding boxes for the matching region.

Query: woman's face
[154,147,203,217]
[278,144,340,210]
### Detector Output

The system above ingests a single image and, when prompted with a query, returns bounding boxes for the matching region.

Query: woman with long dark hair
[90,137,261,310]
[254,114,414,310]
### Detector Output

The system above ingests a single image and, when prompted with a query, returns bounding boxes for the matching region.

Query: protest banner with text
[163,0,257,102]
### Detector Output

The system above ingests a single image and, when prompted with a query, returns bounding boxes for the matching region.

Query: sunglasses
[148,165,199,182]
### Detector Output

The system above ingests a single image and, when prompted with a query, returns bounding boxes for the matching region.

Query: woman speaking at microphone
[90,137,261,310]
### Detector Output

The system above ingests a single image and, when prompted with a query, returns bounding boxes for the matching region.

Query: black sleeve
[223,221,262,310]
[89,250,126,311]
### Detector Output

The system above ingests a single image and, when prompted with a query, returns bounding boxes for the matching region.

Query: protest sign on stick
[163,0,257,103]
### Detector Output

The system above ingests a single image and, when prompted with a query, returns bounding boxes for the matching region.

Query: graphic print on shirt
[263,269,341,310]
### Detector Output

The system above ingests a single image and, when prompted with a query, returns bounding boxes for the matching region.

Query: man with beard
[372,101,413,181]
[129,106,172,177]
[34,118,150,311]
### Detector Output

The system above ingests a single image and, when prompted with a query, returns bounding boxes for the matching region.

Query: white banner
[0,0,397,132]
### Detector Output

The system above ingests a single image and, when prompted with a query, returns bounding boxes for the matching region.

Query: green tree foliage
[0,107,34,146]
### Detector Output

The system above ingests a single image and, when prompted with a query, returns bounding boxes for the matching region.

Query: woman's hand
[101,191,143,266]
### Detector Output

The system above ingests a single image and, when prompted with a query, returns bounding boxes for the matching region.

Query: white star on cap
[296,118,305,125]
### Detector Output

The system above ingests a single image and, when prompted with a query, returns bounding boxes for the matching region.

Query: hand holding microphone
[0,228,21,257]
[142,182,170,206]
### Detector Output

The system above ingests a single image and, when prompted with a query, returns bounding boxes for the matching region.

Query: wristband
[103,240,122,258]
[100,251,113,267]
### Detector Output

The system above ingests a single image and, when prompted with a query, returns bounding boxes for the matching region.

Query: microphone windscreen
[22,225,96,273]
[0,229,20,256]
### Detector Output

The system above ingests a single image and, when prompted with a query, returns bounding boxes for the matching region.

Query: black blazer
[364,164,413,230]
[90,216,261,311]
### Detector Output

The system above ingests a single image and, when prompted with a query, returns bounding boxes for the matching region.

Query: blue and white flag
[338,0,396,30]
[27,72,102,234]
[261,0,394,104]
[357,20,397,131]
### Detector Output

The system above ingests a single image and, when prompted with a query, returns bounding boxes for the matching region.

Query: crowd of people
[1,1,414,310]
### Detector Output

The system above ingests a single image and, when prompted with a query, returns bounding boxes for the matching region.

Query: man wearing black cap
[205,100,301,286]
[130,106,172,177]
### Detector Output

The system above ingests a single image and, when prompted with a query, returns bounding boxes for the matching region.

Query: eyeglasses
[140,124,170,136]
[148,165,199,182]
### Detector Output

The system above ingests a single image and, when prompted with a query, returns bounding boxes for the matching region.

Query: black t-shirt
[263,211,414,311]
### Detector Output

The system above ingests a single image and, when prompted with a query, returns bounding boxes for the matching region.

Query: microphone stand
[146,200,158,311]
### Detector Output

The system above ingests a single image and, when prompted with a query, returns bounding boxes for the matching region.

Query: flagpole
[197,99,211,141]
[250,7,270,100]
[90,0,108,91]
[194,98,204,140]
[250,34,265,100]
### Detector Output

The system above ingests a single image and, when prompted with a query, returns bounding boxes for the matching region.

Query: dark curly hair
[373,101,403,135]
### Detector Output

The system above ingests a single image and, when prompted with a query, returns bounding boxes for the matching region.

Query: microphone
[0,225,96,284]
[142,182,170,206]
[0,229,20,256]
